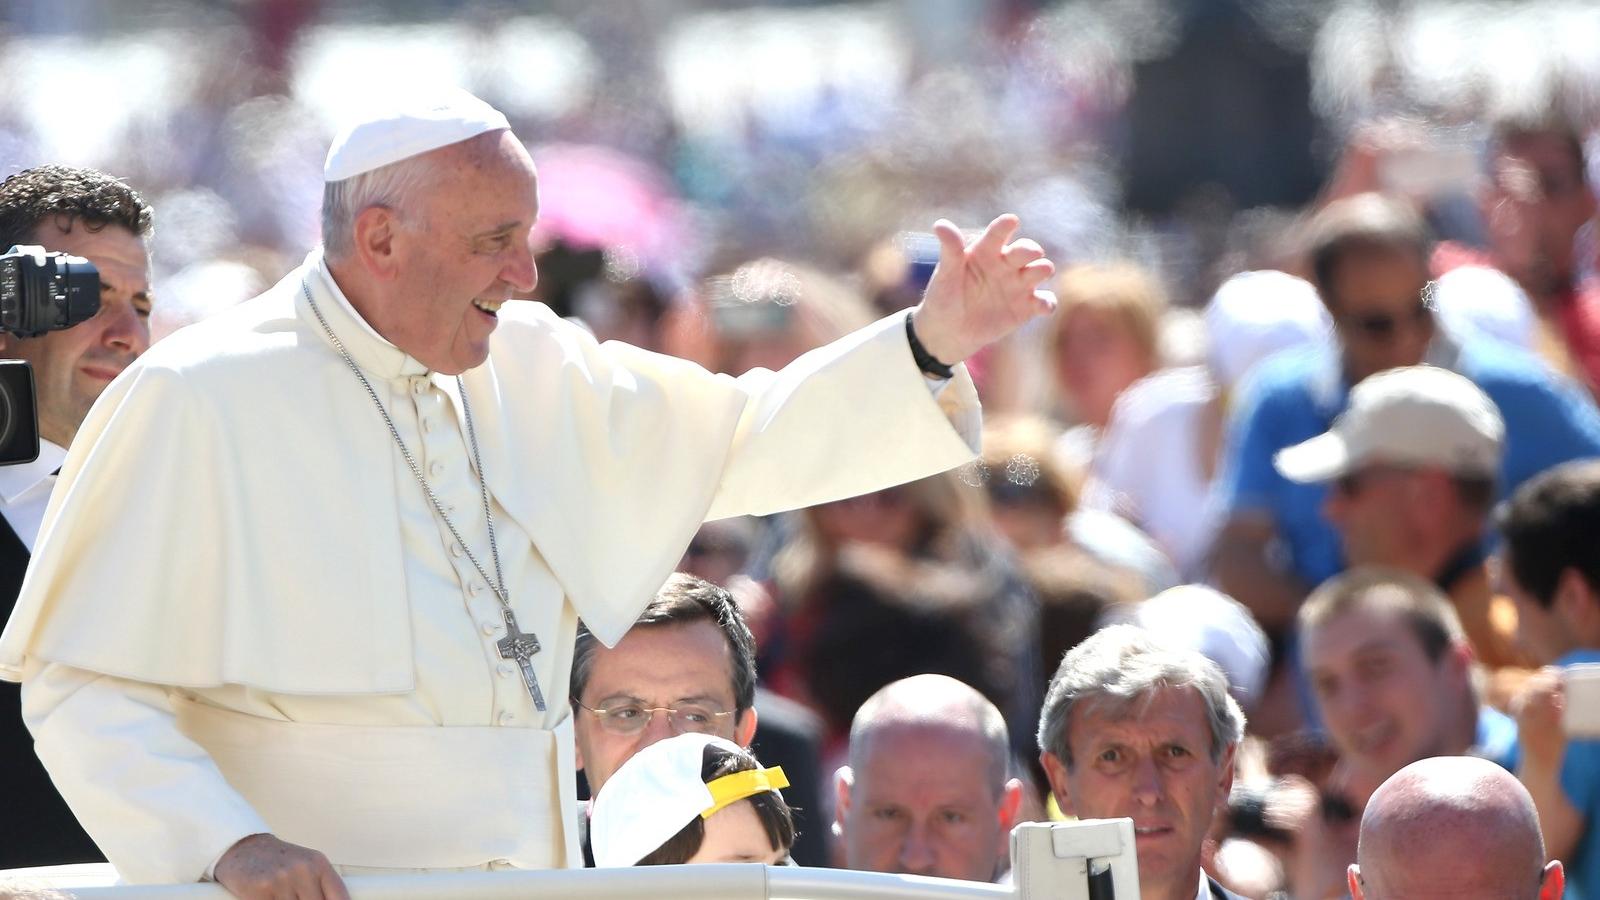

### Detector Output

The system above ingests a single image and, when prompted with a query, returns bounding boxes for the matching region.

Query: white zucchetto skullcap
[322,87,511,183]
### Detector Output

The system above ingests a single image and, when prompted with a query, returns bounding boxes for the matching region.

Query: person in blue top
[1503,460,1600,900]
[1211,193,1600,647]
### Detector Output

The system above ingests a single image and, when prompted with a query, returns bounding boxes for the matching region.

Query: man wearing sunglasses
[1212,194,1600,704]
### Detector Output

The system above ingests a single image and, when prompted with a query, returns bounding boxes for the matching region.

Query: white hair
[320,154,437,260]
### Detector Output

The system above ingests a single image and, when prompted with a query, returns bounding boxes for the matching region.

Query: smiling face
[1041,686,1232,900]
[366,131,540,374]
[0,222,152,447]
[1303,606,1463,786]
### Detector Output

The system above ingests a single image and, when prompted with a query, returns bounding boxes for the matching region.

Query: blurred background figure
[1048,262,1166,471]
[1084,269,1331,579]
[761,472,1036,763]
[980,413,1177,595]
[1211,192,1600,737]
[1280,569,1521,899]
[1275,365,1537,700]
[1501,460,1600,900]
[1128,585,1272,718]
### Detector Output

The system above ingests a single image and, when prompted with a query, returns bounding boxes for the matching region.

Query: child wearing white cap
[590,733,795,868]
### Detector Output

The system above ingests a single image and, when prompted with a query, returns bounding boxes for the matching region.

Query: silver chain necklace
[301,281,546,711]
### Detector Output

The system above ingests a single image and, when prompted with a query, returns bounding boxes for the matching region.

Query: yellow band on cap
[701,766,790,819]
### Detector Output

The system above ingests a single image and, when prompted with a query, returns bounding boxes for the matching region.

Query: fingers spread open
[971,214,1021,258]
[1002,238,1046,268]
[932,219,968,261]
[1019,257,1057,288]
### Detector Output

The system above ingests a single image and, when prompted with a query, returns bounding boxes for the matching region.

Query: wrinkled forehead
[1069,684,1210,741]
[418,133,540,217]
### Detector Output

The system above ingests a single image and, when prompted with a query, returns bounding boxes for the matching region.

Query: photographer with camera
[0,164,153,868]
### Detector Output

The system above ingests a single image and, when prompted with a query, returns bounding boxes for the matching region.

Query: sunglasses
[1332,465,1413,498]
[1338,282,1437,342]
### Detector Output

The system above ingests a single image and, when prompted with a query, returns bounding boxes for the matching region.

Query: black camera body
[0,245,101,465]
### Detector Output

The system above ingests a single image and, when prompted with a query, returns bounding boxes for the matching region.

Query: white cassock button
[497,662,515,678]
[498,711,516,726]
[413,380,428,396]
[481,620,499,636]
[469,580,483,596]
[450,542,465,558]
[429,460,445,479]
[422,417,435,434]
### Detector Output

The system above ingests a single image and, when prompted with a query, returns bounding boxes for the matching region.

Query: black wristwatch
[905,313,955,379]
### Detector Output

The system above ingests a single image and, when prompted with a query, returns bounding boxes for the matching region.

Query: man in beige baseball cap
[1274,365,1535,682]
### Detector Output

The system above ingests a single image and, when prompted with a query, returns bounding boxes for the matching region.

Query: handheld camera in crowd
[0,244,101,465]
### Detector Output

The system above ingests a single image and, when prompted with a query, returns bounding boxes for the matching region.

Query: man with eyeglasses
[1211,193,1600,719]
[569,572,824,866]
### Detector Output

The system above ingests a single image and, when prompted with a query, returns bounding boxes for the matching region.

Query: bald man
[1349,756,1564,900]
[833,674,1023,881]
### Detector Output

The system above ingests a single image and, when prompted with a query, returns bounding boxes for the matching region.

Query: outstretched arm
[909,214,1058,366]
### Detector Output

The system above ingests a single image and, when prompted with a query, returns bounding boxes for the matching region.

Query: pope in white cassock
[0,89,1058,899]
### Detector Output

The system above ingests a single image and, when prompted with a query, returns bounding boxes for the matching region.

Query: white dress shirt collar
[304,249,431,381]
[0,437,67,505]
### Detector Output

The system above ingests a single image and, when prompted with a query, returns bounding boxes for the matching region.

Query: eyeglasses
[572,699,737,737]
[1338,282,1437,343]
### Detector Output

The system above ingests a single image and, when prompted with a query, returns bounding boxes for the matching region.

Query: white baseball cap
[323,87,510,182]
[1131,585,1270,709]
[589,733,789,868]
[1274,365,1504,483]
[1204,270,1332,392]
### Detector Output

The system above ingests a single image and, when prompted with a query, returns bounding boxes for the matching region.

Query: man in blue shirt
[1212,193,1600,643]
[1503,460,1600,900]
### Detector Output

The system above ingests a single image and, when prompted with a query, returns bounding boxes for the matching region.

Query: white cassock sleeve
[21,659,270,884]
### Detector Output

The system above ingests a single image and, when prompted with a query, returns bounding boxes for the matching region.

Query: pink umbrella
[529,143,696,275]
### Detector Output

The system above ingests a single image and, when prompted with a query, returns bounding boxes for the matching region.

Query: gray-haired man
[1037,625,1247,900]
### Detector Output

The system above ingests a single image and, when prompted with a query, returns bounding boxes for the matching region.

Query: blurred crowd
[8,1,1600,899]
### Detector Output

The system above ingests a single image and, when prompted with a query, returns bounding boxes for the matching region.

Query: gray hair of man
[848,673,1012,793]
[1036,624,1246,766]
[320,154,438,261]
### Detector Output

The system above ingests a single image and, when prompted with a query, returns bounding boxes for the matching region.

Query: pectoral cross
[496,606,547,711]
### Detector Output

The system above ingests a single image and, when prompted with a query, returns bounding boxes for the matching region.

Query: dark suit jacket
[0,513,103,867]
[747,687,826,867]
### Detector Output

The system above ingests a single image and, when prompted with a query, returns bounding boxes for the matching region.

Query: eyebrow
[1349,639,1404,657]
[100,281,152,304]
[472,220,523,241]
